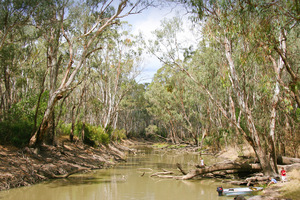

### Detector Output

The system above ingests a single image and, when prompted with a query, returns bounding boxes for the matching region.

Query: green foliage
[152,143,168,148]
[57,123,72,136]
[84,124,110,146]
[0,120,33,147]
[105,125,113,138]
[145,125,158,136]
[0,89,50,146]
[0,100,36,147]
[111,129,126,141]
[296,108,300,121]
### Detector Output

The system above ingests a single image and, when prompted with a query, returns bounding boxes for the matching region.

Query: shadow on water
[48,173,127,188]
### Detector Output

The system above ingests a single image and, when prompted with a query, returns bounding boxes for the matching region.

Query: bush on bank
[0,101,37,147]
[57,122,126,146]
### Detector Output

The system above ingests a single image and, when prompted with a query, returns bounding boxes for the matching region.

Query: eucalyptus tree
[145,65,182,144]
[84,28,143,131]
[145,62,205,144]
[188,40,235,149]
[148,8,270,174]
[146,16,229,147]
[0,0,40,119]
[29,0,151,147]
[117,82,151,137]
[162,0,299,175]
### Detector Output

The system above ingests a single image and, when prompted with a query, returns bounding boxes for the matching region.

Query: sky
[124,3,198,84]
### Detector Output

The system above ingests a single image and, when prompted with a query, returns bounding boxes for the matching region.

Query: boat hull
[223,187,263,196]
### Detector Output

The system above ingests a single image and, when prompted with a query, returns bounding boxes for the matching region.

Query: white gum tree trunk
[224,36,274,175]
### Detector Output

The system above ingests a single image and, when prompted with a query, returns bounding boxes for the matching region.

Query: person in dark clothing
[216,186,223,196]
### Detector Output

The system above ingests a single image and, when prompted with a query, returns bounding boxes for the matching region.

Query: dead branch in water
[150,169,174,177]
[176,163,187,175]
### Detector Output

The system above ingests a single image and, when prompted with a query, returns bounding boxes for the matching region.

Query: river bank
[1,141,299,200]
[151,143,300,200]
[215,146,300,200]
[0,139,138,191]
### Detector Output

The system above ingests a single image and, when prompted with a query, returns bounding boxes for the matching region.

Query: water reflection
[0,146,240,200]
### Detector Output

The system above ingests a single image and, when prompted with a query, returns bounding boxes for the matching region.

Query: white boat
[223,187,263,196]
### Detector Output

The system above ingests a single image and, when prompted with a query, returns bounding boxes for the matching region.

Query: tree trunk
[29,0,138,147]
[224,36,275,175]
[199,128,207,151]
[70,105,76,142]
[3,66,11,114]
[29,90,64,146]
[81,122,85,142]
[33,71,47,133]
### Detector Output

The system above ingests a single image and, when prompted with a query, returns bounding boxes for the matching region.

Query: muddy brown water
[0,146,250,200]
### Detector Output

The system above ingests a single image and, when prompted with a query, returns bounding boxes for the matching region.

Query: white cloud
[125,5,198,84]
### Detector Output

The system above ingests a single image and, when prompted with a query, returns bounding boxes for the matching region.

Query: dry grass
[217,147,239,160]
[279,168,300,199]
[218,145,255,161]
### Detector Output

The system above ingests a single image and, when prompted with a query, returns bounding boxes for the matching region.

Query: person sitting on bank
[267,177,277,186]
[200,157,205,167]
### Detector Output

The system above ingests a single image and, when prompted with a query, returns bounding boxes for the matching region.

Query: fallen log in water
[175,161,262,180]
[149,161,262,180]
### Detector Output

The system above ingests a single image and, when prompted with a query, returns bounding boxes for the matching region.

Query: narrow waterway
[0,146,246,200]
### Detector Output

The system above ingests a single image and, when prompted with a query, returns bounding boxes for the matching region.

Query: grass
[279,168,300,199]
[168,144,188,149]
[152,143,188,149]
[152,143,169,148]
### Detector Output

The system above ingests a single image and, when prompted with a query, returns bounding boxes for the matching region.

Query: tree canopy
[0,0,299,175]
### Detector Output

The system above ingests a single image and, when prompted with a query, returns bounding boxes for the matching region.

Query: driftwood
[150,169,174,177]
[175,161,262,180]
[176,163,187,175]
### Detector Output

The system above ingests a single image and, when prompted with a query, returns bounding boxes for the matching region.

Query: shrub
[84,124,110,146]
[57,123,72,135]
[0,119,33,147]
[111,129,126,141]
[145,125,158,137]
[0,100,35,147]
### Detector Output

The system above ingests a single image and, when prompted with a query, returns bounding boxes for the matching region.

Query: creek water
[0,146,247,200]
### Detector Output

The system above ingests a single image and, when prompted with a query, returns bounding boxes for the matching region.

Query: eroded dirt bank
[0,139,137,191]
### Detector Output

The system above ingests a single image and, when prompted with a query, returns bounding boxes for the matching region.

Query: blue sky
[124,3,198,84]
